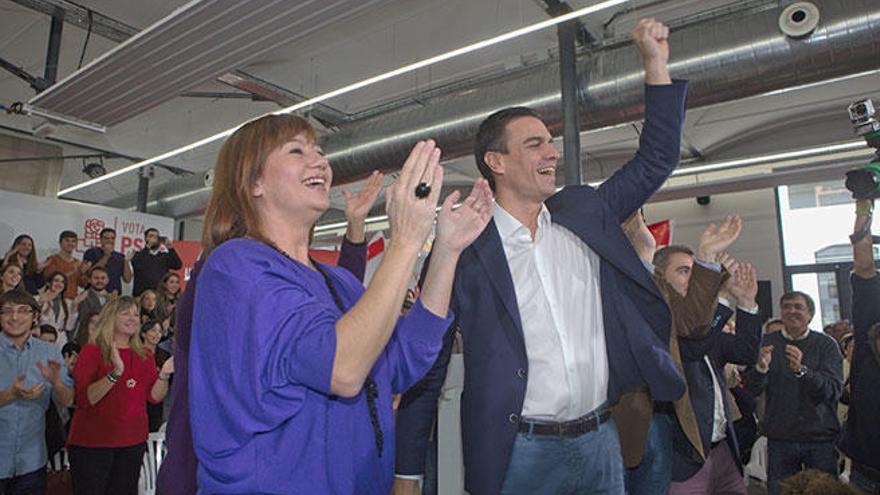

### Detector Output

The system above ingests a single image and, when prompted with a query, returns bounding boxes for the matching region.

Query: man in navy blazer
[395,18,687,495]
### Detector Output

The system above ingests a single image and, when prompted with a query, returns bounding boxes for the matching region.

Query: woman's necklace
[263,239,384,458]
[124,348,137,389]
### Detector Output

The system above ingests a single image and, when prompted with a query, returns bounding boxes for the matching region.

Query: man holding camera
[130,228,182,297]
[838,199,880,494]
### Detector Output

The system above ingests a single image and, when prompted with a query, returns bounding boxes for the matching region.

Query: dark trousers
[69,443,146,495]
[0,467,47,495]
[767,439,837,495]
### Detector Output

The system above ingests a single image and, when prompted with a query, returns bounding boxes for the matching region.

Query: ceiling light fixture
[57,0,630,197]
[669,140,867,177]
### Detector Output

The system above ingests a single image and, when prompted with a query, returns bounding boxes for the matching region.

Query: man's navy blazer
[671,304,762,482]
[395,81,689,495]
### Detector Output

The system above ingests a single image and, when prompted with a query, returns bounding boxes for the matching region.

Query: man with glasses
[744,291,843,495]
[0,290,74,494]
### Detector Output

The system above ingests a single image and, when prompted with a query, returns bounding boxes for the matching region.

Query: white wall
[645,188,784,316]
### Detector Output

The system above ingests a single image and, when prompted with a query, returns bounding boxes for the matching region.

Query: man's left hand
[630,18,671,83]
[36,359,63,387]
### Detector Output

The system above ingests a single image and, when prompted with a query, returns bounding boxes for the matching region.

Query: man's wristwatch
[794,365,808,378]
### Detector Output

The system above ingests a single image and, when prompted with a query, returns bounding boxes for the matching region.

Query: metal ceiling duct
[156,0,880,218]
[27,0,387,127]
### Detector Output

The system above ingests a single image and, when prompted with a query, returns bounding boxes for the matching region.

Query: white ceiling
[0,0,878,221]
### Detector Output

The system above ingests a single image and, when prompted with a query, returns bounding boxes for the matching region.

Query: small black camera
[849,99,880,140]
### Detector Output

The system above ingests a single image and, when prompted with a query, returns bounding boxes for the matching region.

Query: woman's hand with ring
[385,140,443,253]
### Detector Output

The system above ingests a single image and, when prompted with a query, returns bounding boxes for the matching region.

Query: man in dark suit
[653,245,762,494]
[616,214,743,495]
[395,18,688,494]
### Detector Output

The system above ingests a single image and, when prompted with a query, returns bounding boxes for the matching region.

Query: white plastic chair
[138,428,167,495]
[744,436,768,483]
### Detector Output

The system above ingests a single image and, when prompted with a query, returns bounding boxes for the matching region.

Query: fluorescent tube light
[57,0,629,197]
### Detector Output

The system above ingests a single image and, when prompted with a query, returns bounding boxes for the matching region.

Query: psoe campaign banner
[0,189,175,268]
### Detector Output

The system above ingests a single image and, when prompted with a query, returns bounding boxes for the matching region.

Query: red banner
[648,219,672,248]
[171,240,202,292]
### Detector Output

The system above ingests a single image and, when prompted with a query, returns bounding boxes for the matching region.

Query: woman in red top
[67,296,174,495]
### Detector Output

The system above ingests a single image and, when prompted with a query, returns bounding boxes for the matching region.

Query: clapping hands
[9,373,45,401]
[385,140,444,252]
[697,215,742,263]
[434,179,494,256]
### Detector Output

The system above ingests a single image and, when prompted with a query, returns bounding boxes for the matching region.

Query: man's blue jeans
[625,413,673,495]
[500,418,625,494]
[767,439,837,495]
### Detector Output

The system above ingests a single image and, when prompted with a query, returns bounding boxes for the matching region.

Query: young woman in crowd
[67,296,174,495]
[74,311,100,347]
[3,234,44,294]
[141,319,172,432]
[138,289,159,324]
[186,114,491,493]
[0,263,24,293]
[155,272,180,329]
[38,271,83,344]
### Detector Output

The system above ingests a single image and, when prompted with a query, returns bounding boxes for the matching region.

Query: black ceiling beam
[0,57,40,88]
[9,0,138,43]
[0,9,64,93]
[538,0,597,46]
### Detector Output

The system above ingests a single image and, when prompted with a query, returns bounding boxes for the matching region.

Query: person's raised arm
[418,180,492,316]
[343,170,384,245]
[86,342,124,405]
[853,199,876,279]
[122,250,134,283]
[329,141,443,397]
[150,357,174,403]
[632,18,671,86]
[338,170,384,281]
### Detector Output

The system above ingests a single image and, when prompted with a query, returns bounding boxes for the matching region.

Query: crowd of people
[2,15,879,495]
[1,226,182,494]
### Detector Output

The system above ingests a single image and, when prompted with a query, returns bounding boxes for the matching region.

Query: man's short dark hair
[780,291,815,316]
[62,342,81,358]
[99,228,116,238]
[653,245,694,272]
[88,265,109,277]
[144,228,159,239]
[0,289,39,312]
[474,107,544,192]
[59,230,77,242]
[39,324,57,338]
[140,319,161,334]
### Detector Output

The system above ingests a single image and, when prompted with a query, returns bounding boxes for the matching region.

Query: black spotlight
[697,196,711,205]
[82,157,106,179]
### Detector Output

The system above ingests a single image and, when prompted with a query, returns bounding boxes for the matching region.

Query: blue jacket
[671,304,762,482]
[395,81,689,494]
[838,273,880,472]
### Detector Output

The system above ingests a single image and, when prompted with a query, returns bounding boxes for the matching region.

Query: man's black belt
[518,410,611,438]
